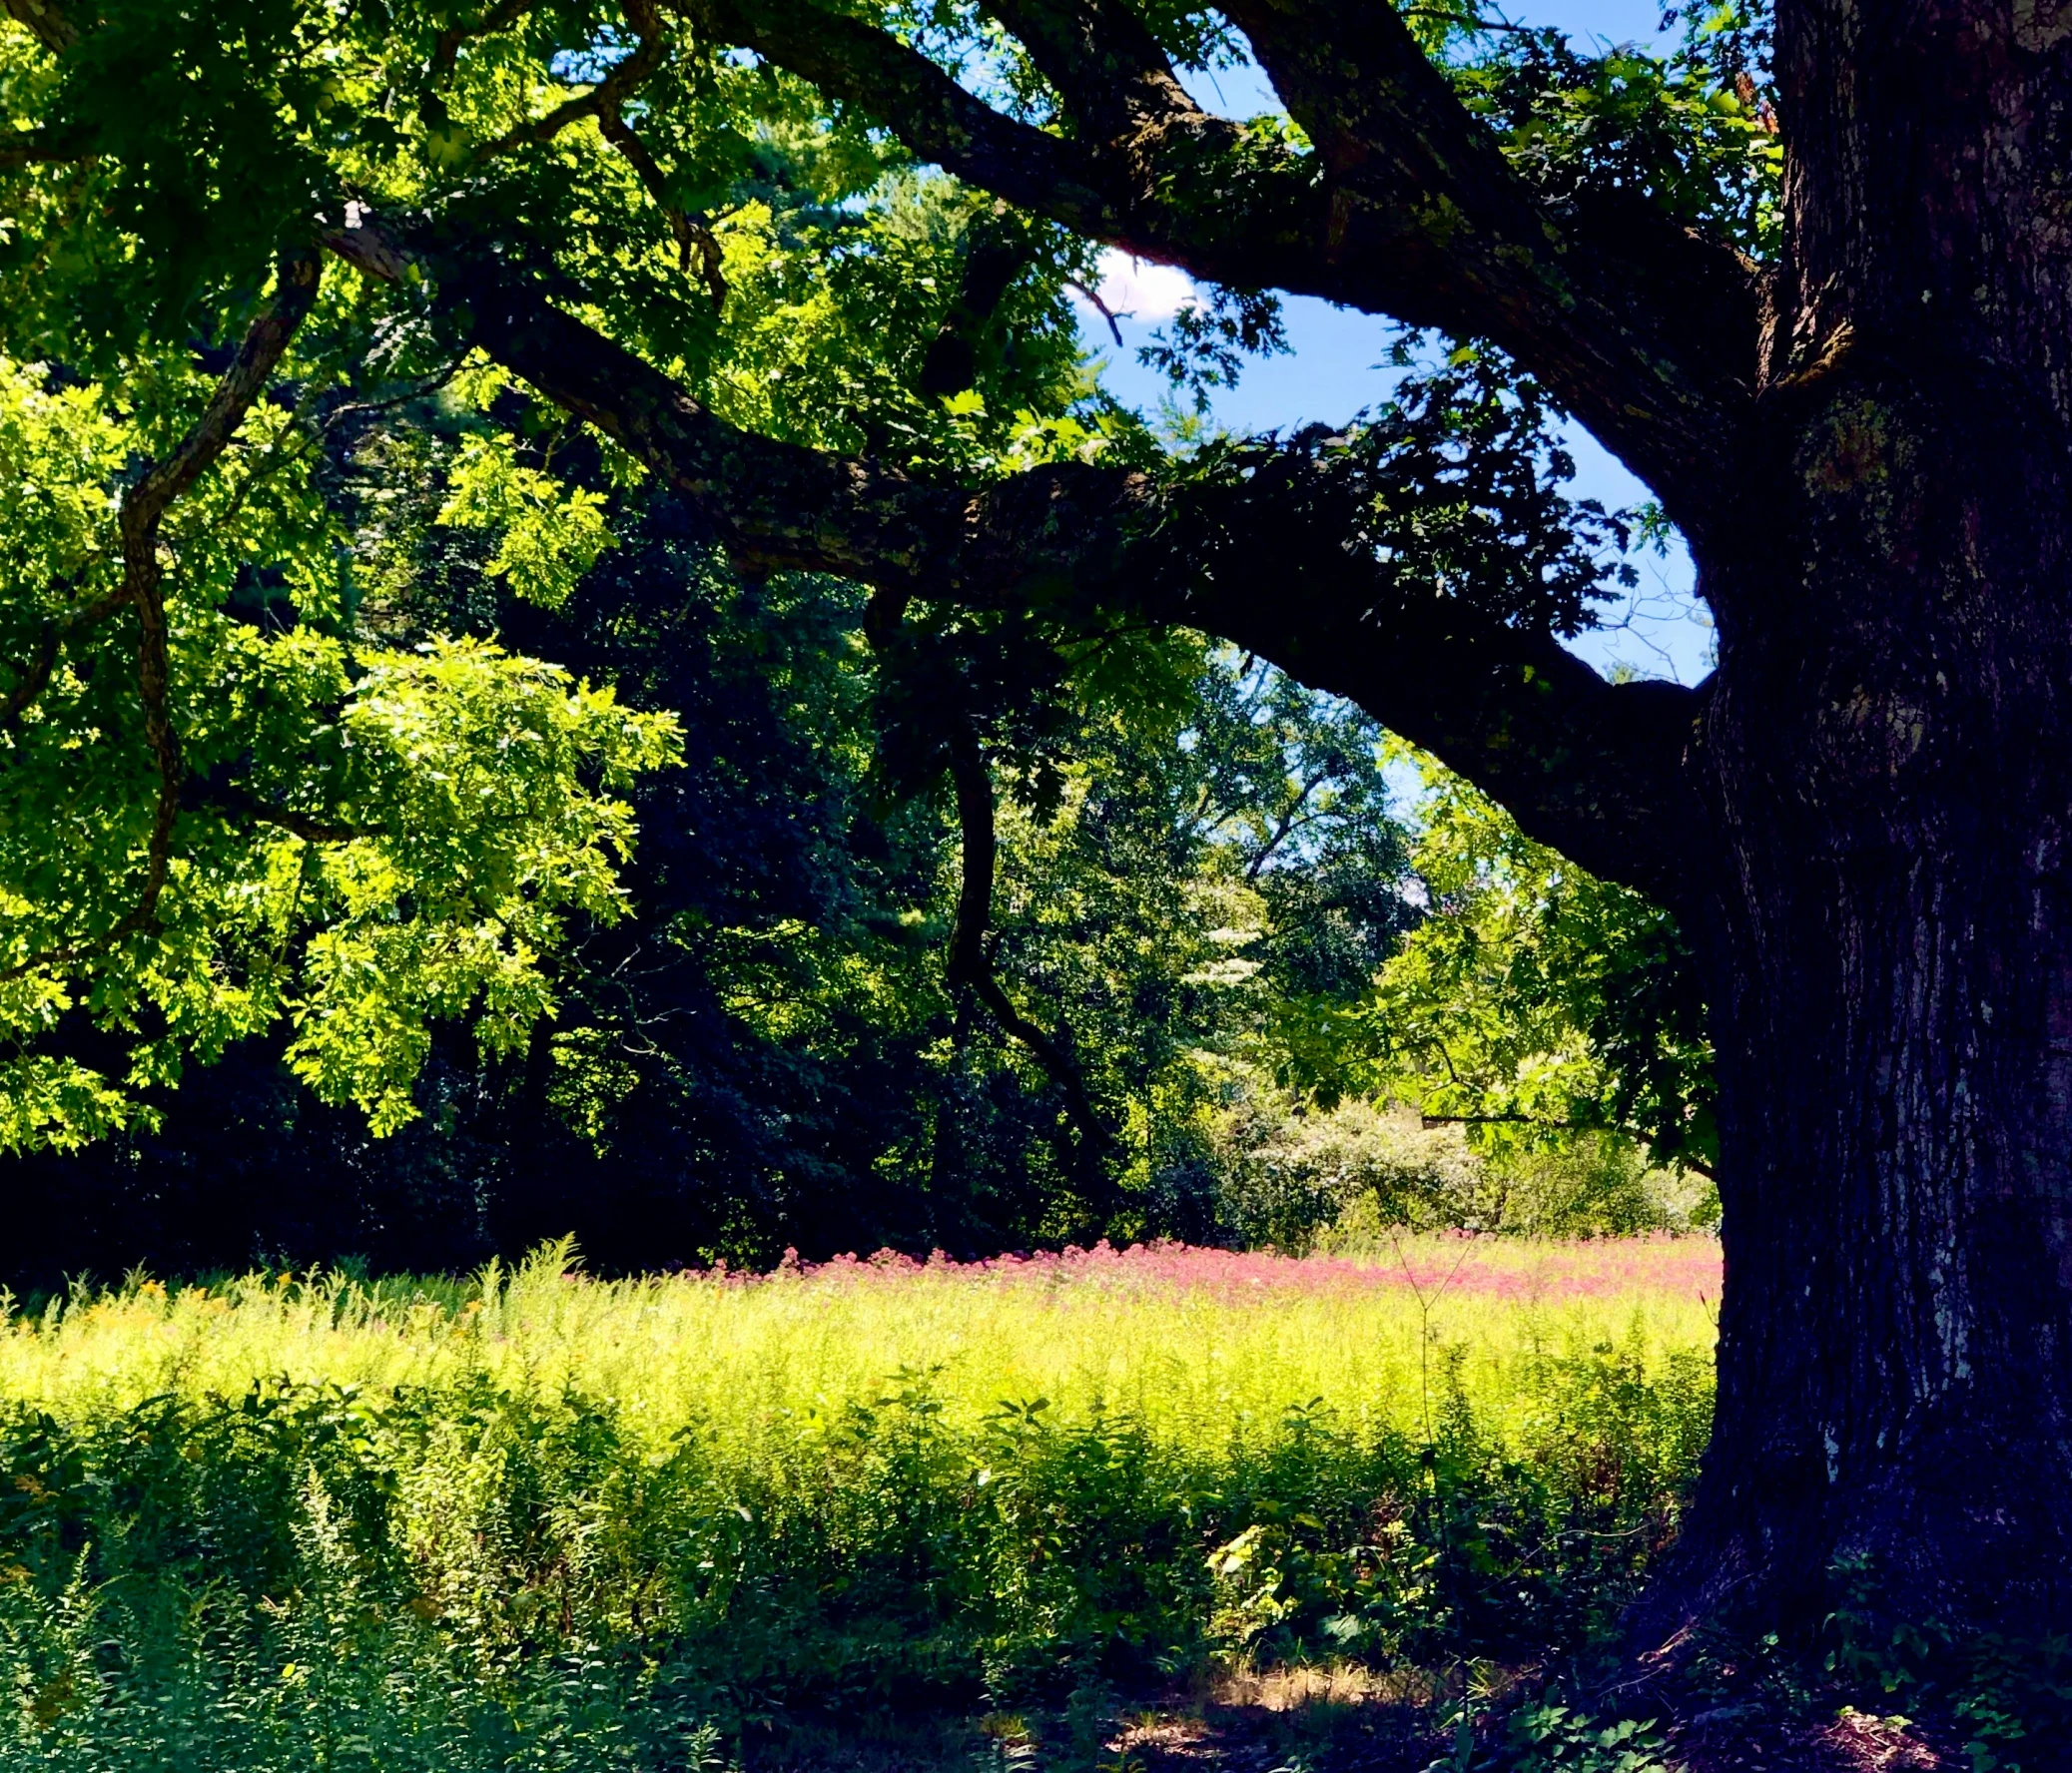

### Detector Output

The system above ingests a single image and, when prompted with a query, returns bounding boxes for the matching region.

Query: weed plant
[0,1238,1718,1768]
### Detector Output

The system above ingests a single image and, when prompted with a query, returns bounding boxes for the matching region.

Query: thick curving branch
[665,0,1757,541]
[323,211,1707,908]
[982,0,1205,146]
[1218,0,1761,513]
[674,0,1129,240]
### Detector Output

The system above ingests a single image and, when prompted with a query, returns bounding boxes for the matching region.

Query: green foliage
[1277,752,1716,1180]
[1160,348,1639,644]
[0,345,680,1150]
[1449,16,1782,259]
[0,0,1714,1259]
[1502,1702,1672,1773]
[0,1253,1713,1763]
[1823,1555,2072,1773]
[435,432,616,609]
[0,0,1157,1161]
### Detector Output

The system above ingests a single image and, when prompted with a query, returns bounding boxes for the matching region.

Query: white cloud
[1075,248,1199,323]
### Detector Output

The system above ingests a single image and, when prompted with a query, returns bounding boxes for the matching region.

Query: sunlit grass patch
[0,1239,1718,1768]
[0,1235,1718,1447]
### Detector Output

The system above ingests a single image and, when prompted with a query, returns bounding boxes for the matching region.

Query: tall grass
[0,1238,1719,1768]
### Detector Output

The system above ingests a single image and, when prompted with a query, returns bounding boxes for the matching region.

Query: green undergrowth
[0,1326,1709,1767]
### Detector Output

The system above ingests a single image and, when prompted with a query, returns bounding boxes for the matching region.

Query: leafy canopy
[0,0,1738,1165]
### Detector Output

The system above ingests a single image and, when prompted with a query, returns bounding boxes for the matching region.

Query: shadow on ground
[741,1661,1968,1772]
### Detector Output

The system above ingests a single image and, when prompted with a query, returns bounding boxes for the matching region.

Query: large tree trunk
[1650,1,2072,1637]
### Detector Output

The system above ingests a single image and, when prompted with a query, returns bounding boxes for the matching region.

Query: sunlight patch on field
[0,1237,1719,1458]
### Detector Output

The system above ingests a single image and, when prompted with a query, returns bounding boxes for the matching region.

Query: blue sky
[1075,0,1717,686]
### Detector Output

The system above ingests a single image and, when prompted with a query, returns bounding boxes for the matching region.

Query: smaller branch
[472,1,725,308]
[1244,767,1331,879]
[1417,1110,1716,1178]
[1400,5,1538,34]
[0,127,90,171]
[196,785,362,845]
[595,107,728,309]
[0,250,323,985]
[0,576,158,736]
[317,357,469,430]
[946,727,1114,1155]
[0,624,58,734]
[122,250,325,933]
[472,0,666,162]
[429,0,540,86]
[1063,278,1124,348]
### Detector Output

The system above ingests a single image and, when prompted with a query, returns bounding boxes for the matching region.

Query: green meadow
[0,1238,1716,1769]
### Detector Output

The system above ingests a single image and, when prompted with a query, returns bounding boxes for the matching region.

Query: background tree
[5,0,2066,1646]
[1277,750,1715,1178]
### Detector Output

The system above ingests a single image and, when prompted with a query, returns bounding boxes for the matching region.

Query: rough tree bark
[1647,2,2072,1636]
[315,0,2072,1639]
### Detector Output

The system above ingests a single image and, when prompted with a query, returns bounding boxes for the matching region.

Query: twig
[193,784,363,845]
[472,4,666,160]
[0,127,91,171]
[1402,5,1539,34]
[596,107,728,310]
[1387,1224,1476,1446]
[470,0,726,308]
[1064,278,1125,347]
[428,0,540,87]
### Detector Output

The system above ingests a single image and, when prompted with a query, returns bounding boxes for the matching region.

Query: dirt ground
[740,1662,1973,1772]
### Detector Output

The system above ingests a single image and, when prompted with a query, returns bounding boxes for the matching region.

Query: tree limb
[471,2,727,306]
[119,247,323,931]
[473,0,669,161]
[668,0,1757,540]
[0,625,59,734]
[919,209,1032,398]
[1217,0,1759,519]
[323,212,1706,909]
[0,249,323,984]
[1416,1110,1716,1178]
[982,0,1203,147]
[945,727,1114,1152]
[429,0,541,86]
[193,782,362,845]
[0,127,90,170]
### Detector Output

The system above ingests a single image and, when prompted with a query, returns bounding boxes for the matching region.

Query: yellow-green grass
[0,1239,1725,1768]
[0,1236,1721,1455]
